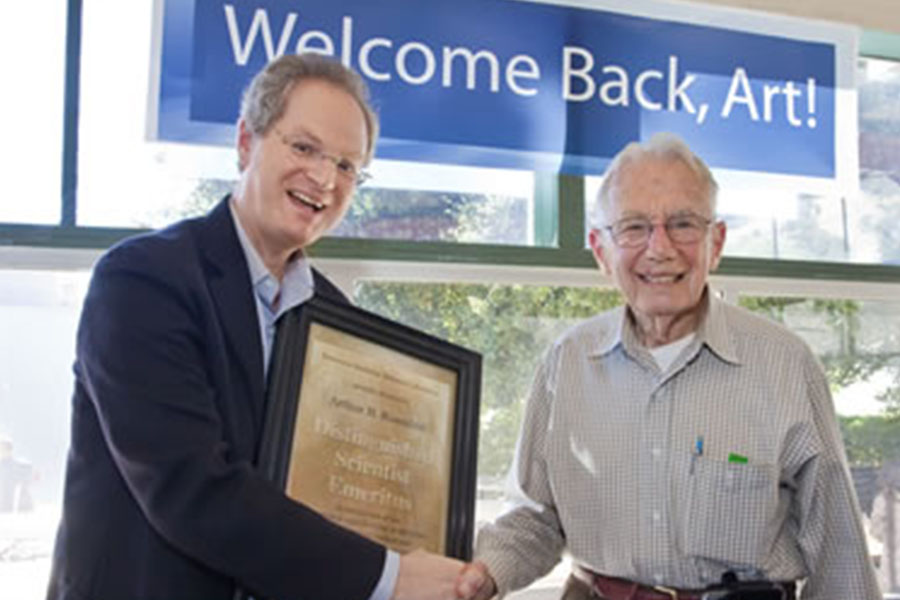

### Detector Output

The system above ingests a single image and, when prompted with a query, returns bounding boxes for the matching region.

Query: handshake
[391,550,496,600]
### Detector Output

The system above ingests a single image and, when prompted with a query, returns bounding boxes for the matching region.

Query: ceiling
[693,0,900,34]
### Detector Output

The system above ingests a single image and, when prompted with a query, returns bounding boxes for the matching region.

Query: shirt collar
[588,305,627,358]
[229,200,269,288]
[695,289,741,365]
[229,200,315,316]
[588,288,741,366]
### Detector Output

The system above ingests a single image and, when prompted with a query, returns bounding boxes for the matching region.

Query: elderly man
[47,53,462,600]
[458,133,879,599]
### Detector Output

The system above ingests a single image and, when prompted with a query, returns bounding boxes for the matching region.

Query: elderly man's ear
[709,220,727,271]
[588,229,613,276]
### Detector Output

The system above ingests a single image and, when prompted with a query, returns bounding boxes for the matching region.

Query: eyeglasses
[274,128,371,186]
[604,213,712,248]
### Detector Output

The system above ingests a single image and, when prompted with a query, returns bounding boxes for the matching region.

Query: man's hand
[456,561,496,600]
[392,549,465,600]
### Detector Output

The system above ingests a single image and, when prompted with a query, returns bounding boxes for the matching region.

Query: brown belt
[574,566,796,600]
[575,568,706,600]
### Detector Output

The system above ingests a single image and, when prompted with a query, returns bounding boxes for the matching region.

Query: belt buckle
[653,585,680,600]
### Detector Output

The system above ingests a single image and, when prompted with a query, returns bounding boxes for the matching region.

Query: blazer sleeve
[76,241,386,600]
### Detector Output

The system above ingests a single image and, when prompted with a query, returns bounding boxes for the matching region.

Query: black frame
[257,296,481,560]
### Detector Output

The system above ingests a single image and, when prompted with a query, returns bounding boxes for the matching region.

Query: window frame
[2,8,900,599]
[1,1,899,292]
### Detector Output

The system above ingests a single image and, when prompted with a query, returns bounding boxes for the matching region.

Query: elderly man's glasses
[274,128,371,186]
[605,213,712,248]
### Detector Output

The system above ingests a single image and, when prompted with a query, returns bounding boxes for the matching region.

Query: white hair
[591,132,718,228]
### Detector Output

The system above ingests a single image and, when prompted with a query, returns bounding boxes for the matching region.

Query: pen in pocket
[690,435,704,474]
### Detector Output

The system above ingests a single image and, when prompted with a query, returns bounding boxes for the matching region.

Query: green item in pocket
[727,452,749,464]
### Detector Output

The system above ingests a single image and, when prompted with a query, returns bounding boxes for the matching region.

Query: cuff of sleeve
[368,549,399,600]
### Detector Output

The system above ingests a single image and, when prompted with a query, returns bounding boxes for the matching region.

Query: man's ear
[236,119,253,172]
[709,220,727,271]
[588,228,612,276]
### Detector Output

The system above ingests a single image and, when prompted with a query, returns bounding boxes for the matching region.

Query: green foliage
[737,296,805,322]
[178,176,900,474]
[358,285,900,476]
[357,287,899,477]
[879,386,900,418]
[355,282,622,477]
[332,187,528,244]
[163,179,233,222]
[840,415,900,466]
[185,176,528,243]
[737,295,891,390]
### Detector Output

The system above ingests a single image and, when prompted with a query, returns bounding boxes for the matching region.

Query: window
[354,279,622,595]
[584,171,857,261]
[583,57,900,267]
[352,280,900,597]
[76,0,539,244]
[737,293,900,594]
[77,0,237,228]
[0,1,67,224]
[332,161,536,245]
[857,56,900,266]
[3,2,900,599]
[0,269,89,598]
[354,280,622,480]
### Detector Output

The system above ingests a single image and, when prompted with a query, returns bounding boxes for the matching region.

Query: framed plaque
[257,296,481,561]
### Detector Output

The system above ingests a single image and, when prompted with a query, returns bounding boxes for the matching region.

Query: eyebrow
[283,127,364,163]
[282,127,322,145]
[615,209,704,220]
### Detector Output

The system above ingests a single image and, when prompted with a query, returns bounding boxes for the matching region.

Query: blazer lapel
[197,197,266,422]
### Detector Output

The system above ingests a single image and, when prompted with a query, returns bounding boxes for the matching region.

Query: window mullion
[558,174,585,251]
[61,0,83,227]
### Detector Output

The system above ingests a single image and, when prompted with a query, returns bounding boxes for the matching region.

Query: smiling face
[589,155,726,342]
[233,78,368,275]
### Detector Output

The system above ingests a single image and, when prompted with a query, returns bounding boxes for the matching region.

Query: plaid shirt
[475,291,880,599]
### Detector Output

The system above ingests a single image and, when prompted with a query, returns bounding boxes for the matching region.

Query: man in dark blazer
[47,53,464,600]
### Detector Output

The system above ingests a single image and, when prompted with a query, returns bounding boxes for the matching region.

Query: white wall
[695,0,900,34]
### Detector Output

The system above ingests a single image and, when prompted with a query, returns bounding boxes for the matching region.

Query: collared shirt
[230,201,399,600]
[230,202,315,376]
[475,291,880,599]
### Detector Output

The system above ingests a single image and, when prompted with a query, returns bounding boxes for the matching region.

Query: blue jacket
[47,198,385,600]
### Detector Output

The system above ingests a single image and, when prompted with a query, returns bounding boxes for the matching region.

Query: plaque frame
[257,296,481,561]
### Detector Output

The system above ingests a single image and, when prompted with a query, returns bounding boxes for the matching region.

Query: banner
[148,0,857,180]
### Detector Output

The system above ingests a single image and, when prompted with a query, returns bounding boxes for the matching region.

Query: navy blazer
[48,198,385,600]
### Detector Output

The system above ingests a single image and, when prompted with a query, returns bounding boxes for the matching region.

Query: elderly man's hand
[455,561,497,600]
[392,549,466,600]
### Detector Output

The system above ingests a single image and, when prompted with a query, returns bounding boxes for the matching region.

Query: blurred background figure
[0,436,36,514]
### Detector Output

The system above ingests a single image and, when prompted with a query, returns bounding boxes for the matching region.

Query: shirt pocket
[682,457,778,566]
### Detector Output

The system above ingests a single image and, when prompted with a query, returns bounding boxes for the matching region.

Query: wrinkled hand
[392,549,466,600]
[455,561,496,600]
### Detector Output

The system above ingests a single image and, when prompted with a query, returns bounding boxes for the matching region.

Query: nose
[305,156,337,191]
[645,222,676,256]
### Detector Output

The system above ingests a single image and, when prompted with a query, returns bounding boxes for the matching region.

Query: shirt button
[651,447,662,458]
[652,510,661,522]
[654,574,664,584]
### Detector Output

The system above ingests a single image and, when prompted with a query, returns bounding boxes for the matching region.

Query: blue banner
[150,0,850,178]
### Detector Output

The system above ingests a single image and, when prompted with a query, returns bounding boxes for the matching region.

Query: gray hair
[592,132,718,227]
[239,53,379,164]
